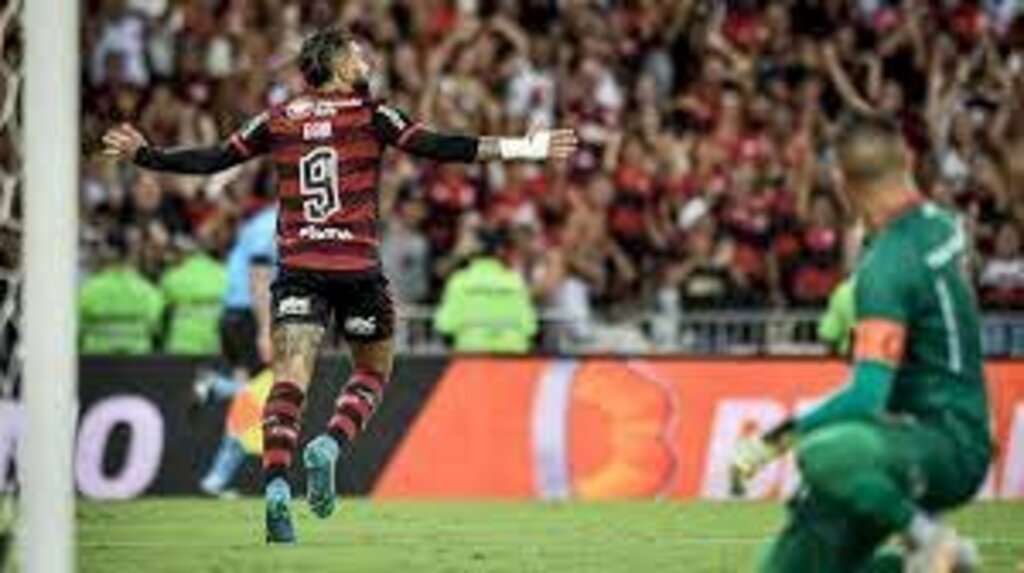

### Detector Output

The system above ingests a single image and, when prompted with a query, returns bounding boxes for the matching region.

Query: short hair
[298,27,353,88]
[478,227,511,257]
[833,113,906,187]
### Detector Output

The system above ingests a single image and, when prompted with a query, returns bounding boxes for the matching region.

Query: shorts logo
[344,316,377,336]
[277,296,312,317]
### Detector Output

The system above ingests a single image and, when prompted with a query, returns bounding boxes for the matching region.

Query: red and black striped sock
[262,381,305,485]
[326,368,387,447]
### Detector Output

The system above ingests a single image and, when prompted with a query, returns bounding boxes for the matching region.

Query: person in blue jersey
[195,204,277,495]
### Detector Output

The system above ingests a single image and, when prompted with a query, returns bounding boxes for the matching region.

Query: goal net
[0,0,21,404]
[0,0,21,570]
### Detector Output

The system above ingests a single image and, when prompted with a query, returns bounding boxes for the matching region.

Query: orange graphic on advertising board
[375,358,543,498]
[375,359,1024,500]
[567,360,676,499]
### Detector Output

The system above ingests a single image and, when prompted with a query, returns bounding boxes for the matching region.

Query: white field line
[76,537,1024,549]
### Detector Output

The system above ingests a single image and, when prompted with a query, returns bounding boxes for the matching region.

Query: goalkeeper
[731,115,991,573]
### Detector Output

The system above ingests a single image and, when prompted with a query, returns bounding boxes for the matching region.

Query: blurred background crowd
[78,0,1024,353]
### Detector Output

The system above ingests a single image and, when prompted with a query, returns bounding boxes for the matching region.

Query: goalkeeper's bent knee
[797,422,886,490]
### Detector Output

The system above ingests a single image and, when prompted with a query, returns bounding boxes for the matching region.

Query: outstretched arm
[103,112,270,174]
[373,104,577,163]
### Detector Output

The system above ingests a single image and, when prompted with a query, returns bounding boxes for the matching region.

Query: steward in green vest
[160,238,228,354]
[79,237,165,354]
[435,229,538,353]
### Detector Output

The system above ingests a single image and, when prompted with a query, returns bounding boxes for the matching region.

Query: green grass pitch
[78,500,1024,572]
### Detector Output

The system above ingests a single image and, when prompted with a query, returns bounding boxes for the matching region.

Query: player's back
[856,202,990,452]
[265,92,387,274]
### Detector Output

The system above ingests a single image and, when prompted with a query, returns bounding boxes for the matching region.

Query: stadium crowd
[79,0,1024,352]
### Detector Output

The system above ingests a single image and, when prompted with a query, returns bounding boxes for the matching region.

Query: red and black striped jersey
[228,91,476,274]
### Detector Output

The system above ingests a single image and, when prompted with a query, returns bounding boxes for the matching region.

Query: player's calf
[262,380,305,481]
[303,367,388,518]
[261,377,307,542]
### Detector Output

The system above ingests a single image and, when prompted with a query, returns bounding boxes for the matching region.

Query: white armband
[498,132,550,160]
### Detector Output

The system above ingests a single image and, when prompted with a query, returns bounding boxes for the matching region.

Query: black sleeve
[371,104,479,162]
[134,142,247,174]
[133,111,272,175]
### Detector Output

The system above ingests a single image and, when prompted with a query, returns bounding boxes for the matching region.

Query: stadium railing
[389,307,1024,357]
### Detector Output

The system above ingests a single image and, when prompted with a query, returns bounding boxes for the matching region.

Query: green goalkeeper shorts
[759,418,989,573]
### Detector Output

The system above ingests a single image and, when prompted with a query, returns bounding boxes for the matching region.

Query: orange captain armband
[853,319,907,366]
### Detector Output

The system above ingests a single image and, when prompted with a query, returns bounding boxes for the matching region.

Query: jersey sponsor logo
[298,225,355,242]
[853,319,907,366]
[277,296,312,318]
[314,99,362,116]
[286,98,315,119]
[377,105,408,131]
[303,120,333,140]
[344,316,377,337]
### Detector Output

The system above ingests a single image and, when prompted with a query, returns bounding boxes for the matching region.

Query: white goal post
[20,0,79,570]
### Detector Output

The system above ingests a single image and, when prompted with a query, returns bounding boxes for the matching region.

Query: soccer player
[102,27,577,543]
[730,115,991,573]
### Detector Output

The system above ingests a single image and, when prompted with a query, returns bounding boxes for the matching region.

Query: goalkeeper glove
[728,420,795,497]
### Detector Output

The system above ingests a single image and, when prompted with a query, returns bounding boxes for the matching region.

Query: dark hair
[478,227,511,258]
[298,27,352,88]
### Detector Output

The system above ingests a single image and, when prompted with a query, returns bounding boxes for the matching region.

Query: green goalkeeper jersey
[854,202,991,455]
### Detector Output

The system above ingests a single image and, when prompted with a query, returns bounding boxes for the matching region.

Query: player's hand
[524,123,577,161]
[102,123,148,161]
[543,128,579,160]
[729,436,784,496]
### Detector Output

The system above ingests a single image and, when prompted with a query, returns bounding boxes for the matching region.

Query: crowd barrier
[392,309,1024,357]
[1,357,1021,500]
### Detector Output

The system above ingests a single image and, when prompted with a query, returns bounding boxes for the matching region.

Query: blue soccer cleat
[303,435,340,519]
[264,477,297,544]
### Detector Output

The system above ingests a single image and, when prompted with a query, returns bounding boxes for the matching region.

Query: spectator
[979,219,1024,309]
[89,0,150,87]
[665,210,747,311]
[781,193,845,307]
[381,197,431,305]
[435,228,537,354]
[561,173,638,309]
[79,0,1024,354]
[121,171,190,235]
[79,234,165,355]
